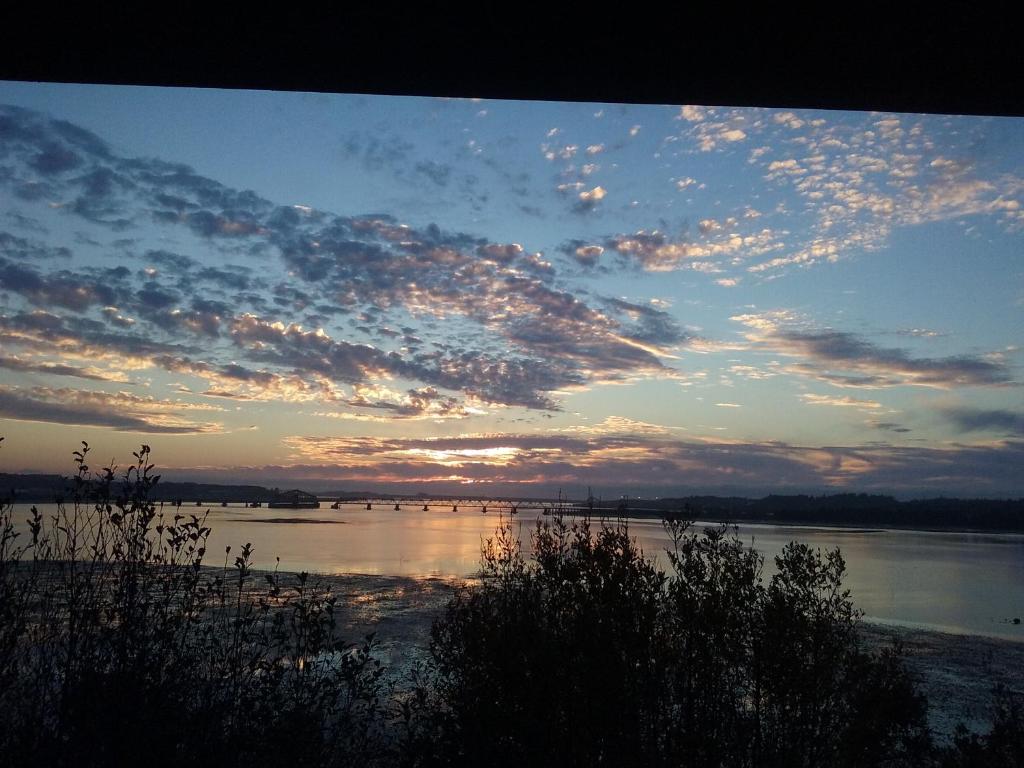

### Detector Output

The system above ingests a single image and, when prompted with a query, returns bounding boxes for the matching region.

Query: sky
[0,82,1021,498]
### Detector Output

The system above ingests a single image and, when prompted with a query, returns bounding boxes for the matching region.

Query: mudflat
[310,571,1024,742]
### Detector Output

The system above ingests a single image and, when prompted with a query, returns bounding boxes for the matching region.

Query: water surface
[15,502,1024,641]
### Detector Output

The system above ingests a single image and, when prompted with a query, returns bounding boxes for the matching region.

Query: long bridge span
[162,495,676,518]
[320,497,663,517]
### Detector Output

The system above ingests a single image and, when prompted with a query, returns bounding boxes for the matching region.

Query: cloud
[942,407,1024,436]
[0,106,694,414]
[870,421,912,434]
[0,258,116,311]
[0,230,71,260]
[734,109,1024,273]
[677,105,706,122]
[542,143,578,161]
[779,331,1012,388]
[342,131,414,174]
[573,185,607,213]
[194,266,253,291]
[0,309,197,373]
[156,355,346,403]
[772,112,805,130]
[677,108,751,152]
[766,158,803,175]
[223,312,580,410]
[604,227,784,272]
[0,352,130,382]
[558,240,604,267]
[333,384,482,420]
[600,297,687,348]
[733,312,1016,389]
[552,416,675,436]
[893,328,945,339]
[143,249,197,272]
[414,161,452,186]
[726,363,779,381]
[245,431,1024,496]
[0,384,222,433]
[800,393,883,409]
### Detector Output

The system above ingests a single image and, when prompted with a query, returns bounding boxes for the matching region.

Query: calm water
[14,502,1024,641]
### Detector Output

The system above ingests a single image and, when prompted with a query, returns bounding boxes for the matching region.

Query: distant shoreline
[7,498,1024,537]
[619,511,1024,537]
[4,474,1022,535]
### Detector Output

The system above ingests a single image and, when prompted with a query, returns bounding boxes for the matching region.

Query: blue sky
[0,82,1022,497]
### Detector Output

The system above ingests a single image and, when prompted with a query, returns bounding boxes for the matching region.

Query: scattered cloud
[0,230,71,260]
[248,431,1024,496]
[733,312,1015,389]
[0,106,692,415]
[558,240,604,267]
[552,415,675,436]
[800,393,884,410]
[574,185,607,213]
[677,105,706,122]
[604,227,784,272]
[0,384,223,433]
[942,407,1024,436]
[870,421,912,434]
[736,110,1024,273]
[0,352,130,382]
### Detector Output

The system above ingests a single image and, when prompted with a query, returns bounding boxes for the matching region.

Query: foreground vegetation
[0,443,1021,766]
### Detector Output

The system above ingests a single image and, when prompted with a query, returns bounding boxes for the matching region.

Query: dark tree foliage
[406,516,933,768]
[0,443,386,768]
[939,688,1024,767]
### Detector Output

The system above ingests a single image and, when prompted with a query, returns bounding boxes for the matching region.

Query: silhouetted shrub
[406,516,932,767]
[939,686,1024,767]
[0,443,387,768]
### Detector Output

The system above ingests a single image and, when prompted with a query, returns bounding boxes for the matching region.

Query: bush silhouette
[939,687,1024,767]
[407,515,932,767]
[0,443,386,768]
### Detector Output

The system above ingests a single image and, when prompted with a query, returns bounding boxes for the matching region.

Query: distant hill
[0,473,73,501]
[631,493,1024,532]
[0,473,276,504]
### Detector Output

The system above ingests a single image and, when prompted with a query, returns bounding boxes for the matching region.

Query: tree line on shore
[4,469,1022,531]
[644,494,1024,532]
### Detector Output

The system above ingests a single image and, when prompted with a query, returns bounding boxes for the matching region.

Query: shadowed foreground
[1,444,1021,767]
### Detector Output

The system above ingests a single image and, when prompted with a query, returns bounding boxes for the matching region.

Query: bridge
[321,497,642,516]
[160,496,673,519]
